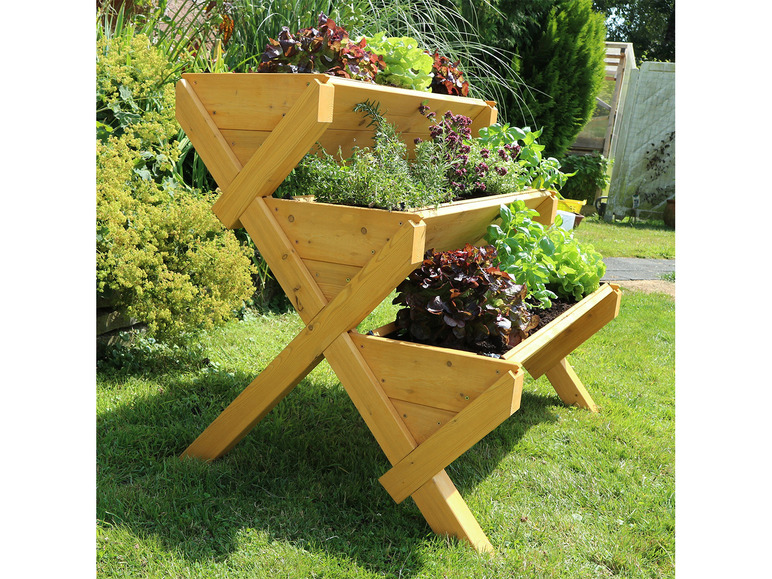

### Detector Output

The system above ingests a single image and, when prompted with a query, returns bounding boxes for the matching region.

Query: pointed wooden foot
[544,357,598,412]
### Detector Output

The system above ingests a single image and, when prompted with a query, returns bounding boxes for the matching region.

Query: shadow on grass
[589,216,671,232]
[97,355,562,575]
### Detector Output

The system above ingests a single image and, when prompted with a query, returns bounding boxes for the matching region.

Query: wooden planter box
[175,73,621,553]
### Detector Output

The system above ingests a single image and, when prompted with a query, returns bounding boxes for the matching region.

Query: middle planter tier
[264,188,556,301]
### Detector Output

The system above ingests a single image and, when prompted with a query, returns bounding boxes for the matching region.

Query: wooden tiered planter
[176,73,621,553]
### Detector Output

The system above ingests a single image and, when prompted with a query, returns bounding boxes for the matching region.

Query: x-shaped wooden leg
[181,205,426,462]
[182,196,506,551]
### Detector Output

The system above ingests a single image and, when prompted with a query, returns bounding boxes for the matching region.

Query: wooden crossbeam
[213,79,336,228]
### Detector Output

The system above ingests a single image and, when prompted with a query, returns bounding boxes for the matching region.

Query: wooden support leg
[544,357,598,412]
[182,217,426,461]
[325,334,494,552]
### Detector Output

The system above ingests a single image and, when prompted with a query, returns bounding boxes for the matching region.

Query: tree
[592,0,675,62]
[509,0,607,157]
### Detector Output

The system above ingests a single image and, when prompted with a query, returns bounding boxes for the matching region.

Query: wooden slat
[390,399,458,445]
[302,259,362,301]
[417,189,556,250]
[379,370,523,504]
[240,198,327,324]
[350,332,519,413]
[184,73,496,137]
[175,79,242,190]
[504,283,621,378]
[221,128,436,164]
[181,73,331,131]
[213,79,336,228]
[265,197,421,267]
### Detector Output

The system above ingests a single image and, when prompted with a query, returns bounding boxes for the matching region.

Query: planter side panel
[350,332,519,412]
[504,283,622,377]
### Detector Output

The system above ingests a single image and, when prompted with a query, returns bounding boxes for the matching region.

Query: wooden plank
[350,332,519,413]
[213,79,336,229]
[265,197,422,267]
[181,73,331,131]
[379,369,523,504]
[221,128,433,164]
[184,73,496,137]
[504,283,621,378]
[390,399,457,445]
[302,259,362,301]
[240,198,327,324]
[175,78,242,190]
[324,333,493,552]
[545,358,598,412]
[418,190,556,251]
[181,220,426,461]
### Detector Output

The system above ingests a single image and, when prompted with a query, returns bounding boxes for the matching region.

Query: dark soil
[531,300,575,332]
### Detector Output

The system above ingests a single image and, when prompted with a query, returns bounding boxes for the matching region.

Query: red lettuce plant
[257,13,383,81]
[392,244,538,356]
[429,52,469,96]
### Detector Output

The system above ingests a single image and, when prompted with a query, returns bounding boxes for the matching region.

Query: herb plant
[393,244,538,355]
[276,100,451,210]
[477,123,569,191]
[485,200,606,308]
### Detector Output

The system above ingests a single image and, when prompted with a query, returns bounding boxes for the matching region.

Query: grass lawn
[97,285,675,577]
[572,215,675,259]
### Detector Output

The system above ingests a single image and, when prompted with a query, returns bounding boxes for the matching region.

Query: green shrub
[557,152,612,204]
[97,134,256,341]
[96,31,256,341]
[507,0,607,157]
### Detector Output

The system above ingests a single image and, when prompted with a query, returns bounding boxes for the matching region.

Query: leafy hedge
[96,32,255,342]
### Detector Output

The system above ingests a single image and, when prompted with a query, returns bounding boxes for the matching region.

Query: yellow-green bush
[97,32,256,342]
[97,134,256,341]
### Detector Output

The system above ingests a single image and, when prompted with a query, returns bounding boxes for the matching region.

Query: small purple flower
[496,166,508,176]
[475,181,487,191]
[460,144,471,155]
[475,162,489,175]
[480,148,490,159]
[498,148,508,160]
[414,137,423,144]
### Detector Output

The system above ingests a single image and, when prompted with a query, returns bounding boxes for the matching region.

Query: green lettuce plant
[362,32,434,91]
[485,200,605,307]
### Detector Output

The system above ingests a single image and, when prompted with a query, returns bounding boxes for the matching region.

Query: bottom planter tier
[352,282,621,428]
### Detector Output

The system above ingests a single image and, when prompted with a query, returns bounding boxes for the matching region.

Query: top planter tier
[176,73,499,229]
